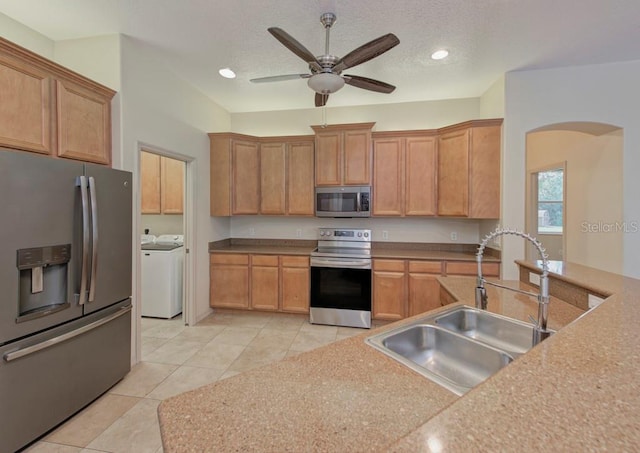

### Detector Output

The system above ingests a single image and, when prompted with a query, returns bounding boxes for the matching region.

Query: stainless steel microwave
[315,186,370,217]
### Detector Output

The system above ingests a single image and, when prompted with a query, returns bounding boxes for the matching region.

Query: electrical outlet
[382,230,389,240]
[296,228,302,238]
[450,231,457,241]
[249,228,255,236]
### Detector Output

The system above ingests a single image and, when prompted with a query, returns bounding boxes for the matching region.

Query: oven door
[310,257,372,328]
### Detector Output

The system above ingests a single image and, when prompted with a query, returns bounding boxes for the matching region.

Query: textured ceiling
[1,0,640,113]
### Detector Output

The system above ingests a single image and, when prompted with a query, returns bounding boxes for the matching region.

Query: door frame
[133,142,196,363]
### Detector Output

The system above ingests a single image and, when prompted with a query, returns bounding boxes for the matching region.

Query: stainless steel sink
[434,307,545,358]
[366,305,550,395]
[379,324,513,394]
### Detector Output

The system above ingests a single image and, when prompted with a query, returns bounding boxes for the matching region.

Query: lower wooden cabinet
[211,253,309,313]
[373,259,443,321]
[210,254,250,309]
[250,255,279,311]
[372,260,406,320]
[372,258,499,320]
[280,256,310,313]
[408,261,443,316]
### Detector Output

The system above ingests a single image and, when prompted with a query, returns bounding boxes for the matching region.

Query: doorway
[136,144,195,361]
[524,123,623,272]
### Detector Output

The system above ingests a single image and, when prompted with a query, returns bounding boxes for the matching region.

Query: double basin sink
[366,305,553,395]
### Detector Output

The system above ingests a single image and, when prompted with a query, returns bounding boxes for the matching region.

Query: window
[537,169,563,234]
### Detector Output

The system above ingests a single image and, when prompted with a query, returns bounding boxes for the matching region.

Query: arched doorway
[525,122,623,273]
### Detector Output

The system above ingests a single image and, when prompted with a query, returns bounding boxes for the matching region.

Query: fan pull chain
[322,104,327,127]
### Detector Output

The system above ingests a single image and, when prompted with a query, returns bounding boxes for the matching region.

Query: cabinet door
[372,260,406,320]
[161,156,184,214]
[209,136,232,216]
[405,136,437,216]
[0,55,52,154]
[56,80,111,165]
[372,138,403,216]
[287,141,315,215]
[232,140,260,214]
[250,255,280,311]
[469,125,501,218]
[438,129,470,216]
[281,264,309,313]
[141,151,161,214]
[210,254,249,309]
[343,129,371,185]
[408,273,441,316]
[315,132,342,186]
[260,143,286,215]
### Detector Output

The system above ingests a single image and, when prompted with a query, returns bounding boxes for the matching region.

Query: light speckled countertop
[388,266,640,452]
[158,268,619,452]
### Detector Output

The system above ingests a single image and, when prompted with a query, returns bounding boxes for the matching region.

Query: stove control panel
[318,228,371,242]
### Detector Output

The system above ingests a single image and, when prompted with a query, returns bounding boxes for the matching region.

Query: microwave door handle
[75,176,89,305]
[88,176,98,302]
[356,192,361,212]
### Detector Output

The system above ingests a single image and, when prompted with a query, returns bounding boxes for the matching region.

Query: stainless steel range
[310,228,372,328]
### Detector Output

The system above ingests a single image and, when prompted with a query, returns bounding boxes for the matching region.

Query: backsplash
[230,216,482,244]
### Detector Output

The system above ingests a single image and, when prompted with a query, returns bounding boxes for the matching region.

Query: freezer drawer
[0,300,131,453]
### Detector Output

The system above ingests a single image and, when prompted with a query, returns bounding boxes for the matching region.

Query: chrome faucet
[476,228,552,346]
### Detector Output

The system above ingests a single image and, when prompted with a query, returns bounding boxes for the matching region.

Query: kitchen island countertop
[157,273,600,451]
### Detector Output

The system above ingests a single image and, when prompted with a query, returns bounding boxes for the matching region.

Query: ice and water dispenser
[16,244,71,322]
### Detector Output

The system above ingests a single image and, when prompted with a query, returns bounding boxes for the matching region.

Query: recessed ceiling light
[218,68,236,79]
[431,50,449,60]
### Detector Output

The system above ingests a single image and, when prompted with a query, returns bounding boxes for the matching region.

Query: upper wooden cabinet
[141,151,161,214]
[372,132,437,216]
[260,138,315,216]
[56,79,112,164]
[209,133,314,216]
[141,151,184,214]
[209,133,259,216]
[161,155,184,214]
[0,37,114,164]
[312,123,374,186]
[437,120,502,218]
[232,140,260,215]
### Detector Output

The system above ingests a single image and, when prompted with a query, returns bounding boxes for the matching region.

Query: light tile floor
[24,310,368,453]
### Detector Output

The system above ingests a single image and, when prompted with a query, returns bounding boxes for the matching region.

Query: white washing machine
[141,234,184,318]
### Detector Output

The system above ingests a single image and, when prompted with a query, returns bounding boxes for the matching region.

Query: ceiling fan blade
[250,74,311,83]
[315,93,329,107]
[343,75,396,93]
[334,33,400,72]
[268,27,322,71]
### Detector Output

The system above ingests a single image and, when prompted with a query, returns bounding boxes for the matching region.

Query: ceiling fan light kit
[251,12,400,107]
[308,72,345,94]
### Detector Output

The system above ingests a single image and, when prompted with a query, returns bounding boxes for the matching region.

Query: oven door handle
[311,258,371,269]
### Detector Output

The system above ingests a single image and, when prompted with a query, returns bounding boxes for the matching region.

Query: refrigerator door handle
[88,176,98,302]
[76,176,89,305]
[3,305,132,362]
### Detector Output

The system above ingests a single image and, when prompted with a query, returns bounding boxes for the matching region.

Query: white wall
[231,216,480,244]
[119,36,231,327]
[478,76,506,247]
[526,129,623,273]
[504,60,640,279]
[141,215,184,236]
[0,12,53,57]
[230,97,480,136]
[54,34,121,91]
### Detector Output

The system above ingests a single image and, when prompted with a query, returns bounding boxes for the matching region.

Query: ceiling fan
[250,12,400,107]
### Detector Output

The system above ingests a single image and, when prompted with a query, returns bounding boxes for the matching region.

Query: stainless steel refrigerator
[0,149,132,453]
